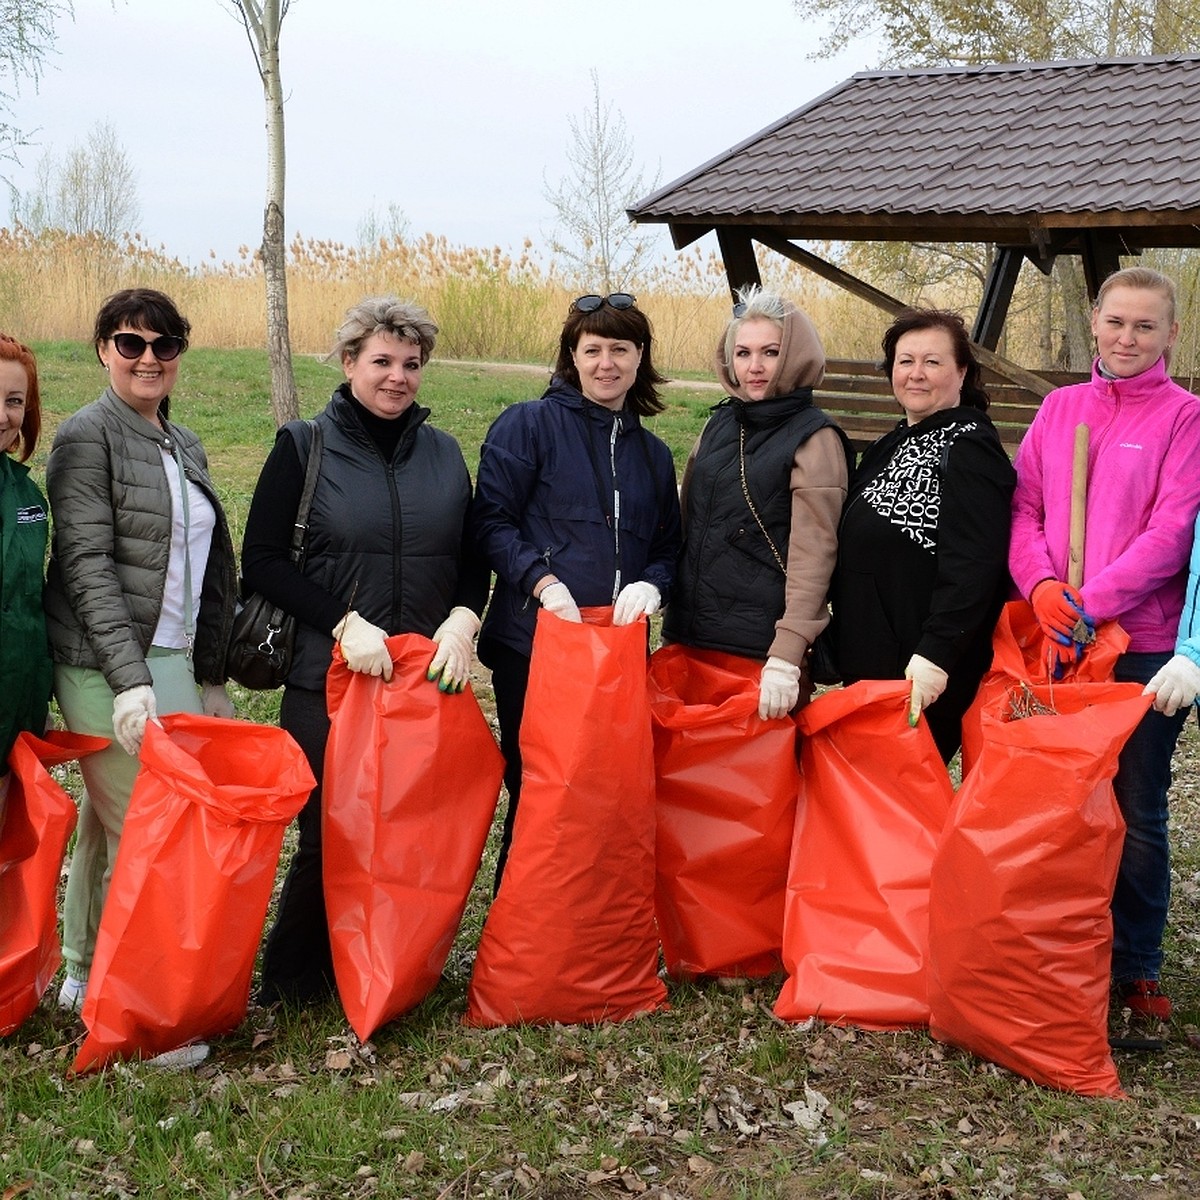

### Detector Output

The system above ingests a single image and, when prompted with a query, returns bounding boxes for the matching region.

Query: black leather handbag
[226,421,322,690]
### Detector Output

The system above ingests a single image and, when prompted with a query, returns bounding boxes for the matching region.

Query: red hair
[0,334,40,462]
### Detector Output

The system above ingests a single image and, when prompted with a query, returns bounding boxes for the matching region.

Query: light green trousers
[54,649,203,978]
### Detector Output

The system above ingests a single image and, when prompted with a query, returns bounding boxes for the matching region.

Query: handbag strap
[290,420,323,568]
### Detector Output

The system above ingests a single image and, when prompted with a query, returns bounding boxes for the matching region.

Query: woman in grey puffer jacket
[43,289,236,1044]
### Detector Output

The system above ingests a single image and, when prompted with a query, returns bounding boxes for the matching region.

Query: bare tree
[357,201,410,254]
[544,70,660,292]
[11,120,139,239]
[227,0,297,427]
[0,1,74,165]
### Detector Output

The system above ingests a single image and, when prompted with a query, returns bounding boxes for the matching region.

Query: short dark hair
[880,308,989,411]
[92,288,191,364]
[554,301,668,416]
[0,333,41,462]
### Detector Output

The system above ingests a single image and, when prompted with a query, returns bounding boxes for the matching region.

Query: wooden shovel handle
[1068,423,1089,589]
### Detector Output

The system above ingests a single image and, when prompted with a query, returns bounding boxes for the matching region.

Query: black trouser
[487,643,532,893]
[258,685,337,1005]
[923,661,988,766]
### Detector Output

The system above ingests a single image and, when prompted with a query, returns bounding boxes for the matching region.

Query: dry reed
[3,222,1196,378]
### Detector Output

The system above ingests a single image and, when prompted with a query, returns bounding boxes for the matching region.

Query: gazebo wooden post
[972,247,1028,350]
[1080,233,1126,302]
[716,226,763,300]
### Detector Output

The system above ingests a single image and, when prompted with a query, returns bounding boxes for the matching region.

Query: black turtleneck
[241,391,436,636]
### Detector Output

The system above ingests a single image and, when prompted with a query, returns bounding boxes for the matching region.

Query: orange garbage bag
[72,714,314,1073]
[928,680,1148,1097]
[775,680,954,1029]
[1,731,108,1036]
[465,608,666,1026]
[960,600,1128,775]
[648,644,799,980]
[323,633,503,1041]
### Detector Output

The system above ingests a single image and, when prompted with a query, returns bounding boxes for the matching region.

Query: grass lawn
[3,345,1199,1199]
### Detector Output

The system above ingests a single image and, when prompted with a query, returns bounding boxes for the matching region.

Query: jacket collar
[1089,355,1172,403]
[718,387,814,429]
[98,387,175,447]
[545,376,641,430]
[897,404,991,437]
[330,383,430,439]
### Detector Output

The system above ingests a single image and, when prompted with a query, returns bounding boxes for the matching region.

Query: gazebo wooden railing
[817,360,1089,456]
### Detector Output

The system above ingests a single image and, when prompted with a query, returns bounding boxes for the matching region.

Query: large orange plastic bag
[72,714,313,1073]
[465,608,666,1026]
[960,600,1128,775]
[928,681,1148,1097]
[774,680,954,1029]
[323,633,503,1041]
[648,644,798,980]
[1,731,108,1036]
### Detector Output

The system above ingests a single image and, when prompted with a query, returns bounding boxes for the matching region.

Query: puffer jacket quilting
[43,388,236,692]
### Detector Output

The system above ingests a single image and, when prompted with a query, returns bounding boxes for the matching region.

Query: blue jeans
[1110,651,1189,984]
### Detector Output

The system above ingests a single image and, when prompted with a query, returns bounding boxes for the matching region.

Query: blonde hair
[1095,267,1177,325]
[721,285,789,374]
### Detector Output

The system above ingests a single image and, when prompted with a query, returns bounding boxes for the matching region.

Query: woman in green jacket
[0,334,52,786]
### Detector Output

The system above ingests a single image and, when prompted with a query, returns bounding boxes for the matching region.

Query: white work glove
[758,656,801,720]
[613,581,661,626]
[112,684,157,756]
[427,606,481,693]
[539,580,582,623]
[332,611,393,681]
[905,653,948,726]
[1143,653,1200,716]
[200,683,236,719]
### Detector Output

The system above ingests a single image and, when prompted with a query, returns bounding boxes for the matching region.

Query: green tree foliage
[796,0,1199,66]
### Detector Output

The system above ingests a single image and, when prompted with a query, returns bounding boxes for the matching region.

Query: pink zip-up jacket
[1010,357,1200,653]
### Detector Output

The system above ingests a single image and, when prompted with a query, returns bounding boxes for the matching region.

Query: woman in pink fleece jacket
[1010,266,1200,1023]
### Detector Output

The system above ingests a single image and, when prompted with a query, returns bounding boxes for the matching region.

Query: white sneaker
[56,975,87,1013]
[146,1041,210,1071]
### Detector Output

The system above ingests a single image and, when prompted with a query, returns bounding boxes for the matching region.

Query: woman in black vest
[663,287,850,716]
[242,295,489,1006]
[828,308,1015,763]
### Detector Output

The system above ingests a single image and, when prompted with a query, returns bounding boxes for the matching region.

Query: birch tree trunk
[233,0,298,427]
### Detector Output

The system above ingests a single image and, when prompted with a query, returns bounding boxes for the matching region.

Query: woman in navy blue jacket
[473,293,681,886]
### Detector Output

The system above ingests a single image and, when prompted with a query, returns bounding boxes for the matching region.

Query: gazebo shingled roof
[629,54,1200,367]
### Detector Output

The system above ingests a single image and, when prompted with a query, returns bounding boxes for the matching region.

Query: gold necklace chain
[739,424,786,575]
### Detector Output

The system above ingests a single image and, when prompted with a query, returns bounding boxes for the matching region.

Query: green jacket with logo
[0,453,52,761]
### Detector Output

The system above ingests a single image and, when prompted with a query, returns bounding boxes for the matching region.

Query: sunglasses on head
[572,293,637,313]
[111,332,185,362]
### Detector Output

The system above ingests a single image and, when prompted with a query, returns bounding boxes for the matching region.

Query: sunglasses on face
[572,293,637,313]
[111,332,185,362]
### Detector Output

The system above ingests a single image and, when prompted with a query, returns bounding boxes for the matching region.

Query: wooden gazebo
[628,54,1200,448]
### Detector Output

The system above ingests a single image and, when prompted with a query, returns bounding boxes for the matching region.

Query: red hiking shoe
[1119,979,1172,1021]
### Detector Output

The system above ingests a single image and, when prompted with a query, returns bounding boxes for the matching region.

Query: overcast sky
[4,0,876,266]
